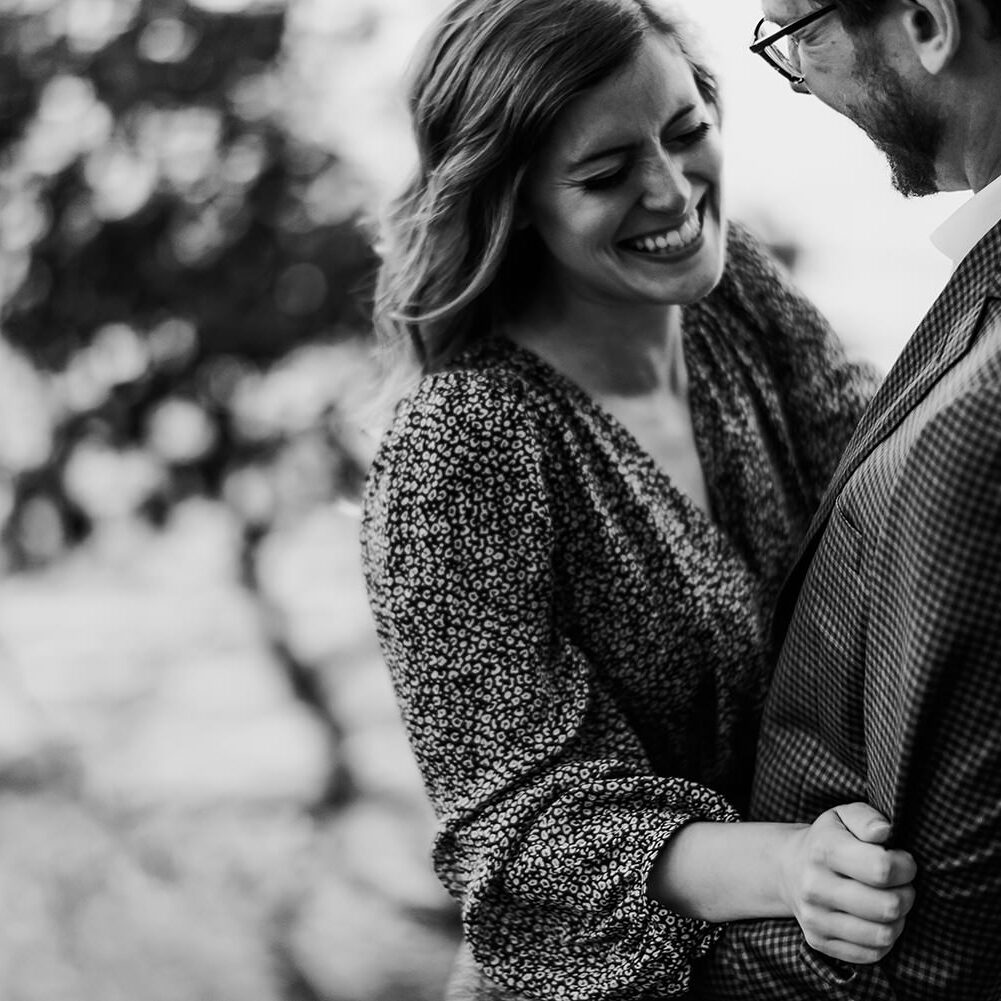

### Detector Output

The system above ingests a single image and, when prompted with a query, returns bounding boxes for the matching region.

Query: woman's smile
[619,196,707,258]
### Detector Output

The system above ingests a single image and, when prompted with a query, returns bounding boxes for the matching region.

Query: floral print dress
[361,225,878,1000]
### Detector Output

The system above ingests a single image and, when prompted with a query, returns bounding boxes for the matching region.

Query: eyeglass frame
[750,3,838,84]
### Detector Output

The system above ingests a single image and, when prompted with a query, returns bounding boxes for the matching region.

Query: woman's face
[522,33,726,309]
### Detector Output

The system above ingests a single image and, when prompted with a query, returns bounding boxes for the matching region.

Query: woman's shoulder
[373,342,554,475]
[403,345,540,424]
[362,345,560,539]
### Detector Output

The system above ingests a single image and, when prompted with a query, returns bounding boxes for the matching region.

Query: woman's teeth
[623,210,703,255]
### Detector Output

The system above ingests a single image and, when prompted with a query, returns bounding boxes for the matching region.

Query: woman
[361,1,915,997]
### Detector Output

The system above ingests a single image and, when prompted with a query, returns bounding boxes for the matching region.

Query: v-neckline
[488,335,728,545]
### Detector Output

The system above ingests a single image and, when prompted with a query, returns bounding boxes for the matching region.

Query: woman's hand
[779,802,916,964]
[647,804,915,963]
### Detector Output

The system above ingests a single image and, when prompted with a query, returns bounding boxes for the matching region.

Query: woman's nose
[639,153,691,214]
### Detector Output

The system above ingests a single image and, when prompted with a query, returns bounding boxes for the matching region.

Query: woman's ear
[901,0,961,75]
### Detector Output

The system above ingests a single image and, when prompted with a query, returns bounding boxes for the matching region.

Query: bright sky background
[325,0,969,371]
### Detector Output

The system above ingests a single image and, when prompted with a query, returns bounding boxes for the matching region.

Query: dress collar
[931,171,1001,266]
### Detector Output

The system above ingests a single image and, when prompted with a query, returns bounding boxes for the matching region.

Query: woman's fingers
[798,884,910,962]
[829,834,917,887]
[807,936,901,965]
[841,876,915,924]
[834,802,892,845]
[813,806,917,887]
[801,866,915,924]
[797,874,915,953]
[814,910,908,951]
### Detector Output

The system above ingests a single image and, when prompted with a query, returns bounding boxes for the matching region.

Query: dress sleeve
[361,370,740,1001]
[719,222,881,507]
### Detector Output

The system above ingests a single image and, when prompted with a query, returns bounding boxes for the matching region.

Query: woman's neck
[507,296,688,400]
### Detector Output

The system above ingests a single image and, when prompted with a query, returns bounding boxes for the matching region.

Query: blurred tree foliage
[0,0,377,570]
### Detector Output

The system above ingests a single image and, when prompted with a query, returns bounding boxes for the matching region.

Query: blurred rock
[90,664,331,806]
[0,499,332,807]
[125,803,316,928]
[0,628,84,795]
[342,718,428,809]
[333,799,450,916]
[0,340,53,474]
[0,792,287,1001]
[290,858,458,1001]
[256,503,380,669]
[255,502,433,812]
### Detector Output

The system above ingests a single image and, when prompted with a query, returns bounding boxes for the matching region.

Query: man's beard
[848,45,944,197]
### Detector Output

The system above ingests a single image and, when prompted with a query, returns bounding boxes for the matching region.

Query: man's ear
[900,0,961,75]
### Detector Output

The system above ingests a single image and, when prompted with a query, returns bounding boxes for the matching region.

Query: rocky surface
[0,499,459,1000]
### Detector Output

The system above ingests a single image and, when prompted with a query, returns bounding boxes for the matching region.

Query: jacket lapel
[772,221,1001,643]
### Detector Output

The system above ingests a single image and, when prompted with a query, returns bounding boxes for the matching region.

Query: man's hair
[833,0,1001,37]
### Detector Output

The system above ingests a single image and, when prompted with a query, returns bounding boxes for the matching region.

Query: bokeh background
[0,0,969,998]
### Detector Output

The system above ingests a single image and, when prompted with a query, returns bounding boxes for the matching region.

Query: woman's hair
[373,0,719,375]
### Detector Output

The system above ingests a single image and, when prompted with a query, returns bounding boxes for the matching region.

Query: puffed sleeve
[716,222,881,507]
[361,369,739,1000]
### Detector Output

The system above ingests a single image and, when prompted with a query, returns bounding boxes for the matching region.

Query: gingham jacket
[696,220,1001,1000]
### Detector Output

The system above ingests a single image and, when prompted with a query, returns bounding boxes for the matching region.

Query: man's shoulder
[897,347,1001,501]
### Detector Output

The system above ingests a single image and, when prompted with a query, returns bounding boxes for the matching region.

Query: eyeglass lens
[756,22,800,75]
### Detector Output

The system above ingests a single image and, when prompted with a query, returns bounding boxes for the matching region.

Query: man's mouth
[619,198,706,257]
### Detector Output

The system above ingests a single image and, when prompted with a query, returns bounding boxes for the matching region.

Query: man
[696,0,1001,997]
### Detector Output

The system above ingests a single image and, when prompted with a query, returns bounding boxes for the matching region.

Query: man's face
[845,37,944,196]
[762,0,944,195]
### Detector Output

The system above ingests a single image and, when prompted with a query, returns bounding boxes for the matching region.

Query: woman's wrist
[767,822,810,917]
[647,820,810,923]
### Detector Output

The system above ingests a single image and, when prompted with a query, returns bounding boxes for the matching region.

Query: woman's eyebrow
[567,103,696,170]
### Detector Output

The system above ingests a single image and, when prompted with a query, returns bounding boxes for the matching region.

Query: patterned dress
[361,225,878,1000]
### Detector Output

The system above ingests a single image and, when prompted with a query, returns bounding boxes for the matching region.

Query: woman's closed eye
[578,123,712,191]
[672,121,712,148]
[580,164,631,191]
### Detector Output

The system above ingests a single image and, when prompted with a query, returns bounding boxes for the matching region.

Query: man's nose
[640,152,691,213]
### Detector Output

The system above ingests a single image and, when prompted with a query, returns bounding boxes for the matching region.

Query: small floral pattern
[361,224,878,1000]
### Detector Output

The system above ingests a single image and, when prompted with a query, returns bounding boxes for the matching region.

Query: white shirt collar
[931,172,1001,265]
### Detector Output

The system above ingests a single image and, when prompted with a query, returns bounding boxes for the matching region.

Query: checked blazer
[696,220,1001,1000]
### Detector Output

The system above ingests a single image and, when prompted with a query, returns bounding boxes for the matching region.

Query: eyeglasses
[750,4,837,85]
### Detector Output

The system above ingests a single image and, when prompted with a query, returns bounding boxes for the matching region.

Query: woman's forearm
[647,820,806,921]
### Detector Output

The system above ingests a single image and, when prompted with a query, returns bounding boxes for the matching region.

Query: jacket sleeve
[862,368,1001,998]
[696,347,1001,1000]
[719,222,881,507]
[361,370,740,1001]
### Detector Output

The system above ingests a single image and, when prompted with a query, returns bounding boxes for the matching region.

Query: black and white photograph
[0,0,998,998]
